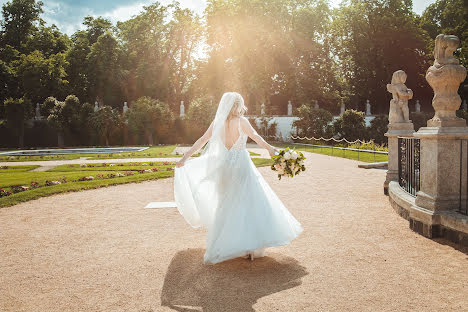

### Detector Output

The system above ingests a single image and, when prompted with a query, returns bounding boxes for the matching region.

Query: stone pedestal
[414,127,468,211]
[384,123,414,194]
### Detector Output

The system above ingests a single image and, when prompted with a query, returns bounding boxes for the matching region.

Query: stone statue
[287,100,292,116]
[35,103,41,119]
[366,100,371,116]
[340,103,345,115]
[261,103,265,115]
[94,101,99,112]
[387,70,413,124]
[180,101,185,118]
[123,102,128,114]
[426,34,467,127]
[314,100,319,109]
[415,100,421,113]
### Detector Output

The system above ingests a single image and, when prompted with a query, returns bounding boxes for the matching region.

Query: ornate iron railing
[398,137,420,196]
[459,140,468,215]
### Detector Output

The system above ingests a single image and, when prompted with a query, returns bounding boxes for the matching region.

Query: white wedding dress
[174,93,303,265]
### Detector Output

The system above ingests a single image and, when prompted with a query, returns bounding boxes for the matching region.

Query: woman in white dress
[174,92,302,264]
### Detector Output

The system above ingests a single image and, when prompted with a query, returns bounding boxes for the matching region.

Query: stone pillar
[415,100,421,112]
[123,101,128,114]
[412,34,468,237]
[366,100,371,116]
[340,103,345,115]
[180,101,185,118]
[384,70,414,194]
[287,100,292,116]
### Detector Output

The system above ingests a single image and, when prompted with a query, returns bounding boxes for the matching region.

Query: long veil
[174,93,240,228]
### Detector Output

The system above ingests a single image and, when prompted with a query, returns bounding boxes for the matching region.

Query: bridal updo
[227,92,247,120]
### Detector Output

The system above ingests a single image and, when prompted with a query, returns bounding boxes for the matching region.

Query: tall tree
[331,0,432,114]
[87,31,124,107]
[0,0,43,52]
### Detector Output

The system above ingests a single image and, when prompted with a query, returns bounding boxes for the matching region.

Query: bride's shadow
[160,248,308,312]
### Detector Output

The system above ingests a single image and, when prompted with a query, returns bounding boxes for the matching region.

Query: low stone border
[388,181,468,245]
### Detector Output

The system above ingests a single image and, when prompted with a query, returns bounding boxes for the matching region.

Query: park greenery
[0,156,273,207]
[0,0,467,147]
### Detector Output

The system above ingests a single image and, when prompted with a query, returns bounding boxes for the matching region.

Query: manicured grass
[0,165,40,172]
[0,145,179,162]
[86,145,179,159]
[49,162,174,172]
[0,157,273,208]
[278,144,388,163]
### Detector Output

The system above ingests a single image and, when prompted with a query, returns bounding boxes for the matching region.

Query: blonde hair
[227,92,247,120]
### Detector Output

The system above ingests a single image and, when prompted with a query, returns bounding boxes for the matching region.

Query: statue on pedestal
[366,100,371,116]
[415,100,421,113]
[94,101,99,112]
[314,100,319,109]
[35,103,41,119]
[387,70,412,124]
[287,100,292,116]
[180,101,185,118]
[426,34,467,127]
[340,103,345,115]
[123,102,128,114]
[261,103,265,115]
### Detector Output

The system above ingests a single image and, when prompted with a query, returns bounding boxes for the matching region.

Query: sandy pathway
[0,152,467,312]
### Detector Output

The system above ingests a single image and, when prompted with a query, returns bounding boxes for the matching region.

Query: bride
[174,92,303,264]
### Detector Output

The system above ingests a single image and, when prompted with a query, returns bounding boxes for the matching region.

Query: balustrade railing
[459,140,468,215]
[398,137,420,196]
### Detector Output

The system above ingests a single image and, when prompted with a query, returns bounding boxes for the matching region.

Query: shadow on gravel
[161,248,308,312]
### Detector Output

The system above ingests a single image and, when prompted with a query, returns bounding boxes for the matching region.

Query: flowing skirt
[174,149,303,264]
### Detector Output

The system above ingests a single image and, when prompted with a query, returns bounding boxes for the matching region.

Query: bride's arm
[176,122,213,168]
[240,117,278,157]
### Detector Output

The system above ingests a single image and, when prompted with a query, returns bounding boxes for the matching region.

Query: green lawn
[0,157,273,208]
[278,144,388,163]
[0,145,180,162]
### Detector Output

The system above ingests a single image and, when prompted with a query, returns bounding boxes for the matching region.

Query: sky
[0,0,437,36]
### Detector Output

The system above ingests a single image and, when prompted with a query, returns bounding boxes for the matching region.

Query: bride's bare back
[223,117,242,150]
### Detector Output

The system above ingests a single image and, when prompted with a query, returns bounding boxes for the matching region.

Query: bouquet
[271,148,306,180]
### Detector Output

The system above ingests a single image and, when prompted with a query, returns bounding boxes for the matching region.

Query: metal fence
[459,140,468,215]
[398,137,420,196]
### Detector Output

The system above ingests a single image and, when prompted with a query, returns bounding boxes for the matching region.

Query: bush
[367,115,388,144]
[185,97,217,142]
[126,96,174,145]
[250,117,278,138]
[410,111,432,131]
[293,105,333,138]
[332,109,366,141]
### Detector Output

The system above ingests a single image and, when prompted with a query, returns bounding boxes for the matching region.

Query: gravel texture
[0,151,467,312]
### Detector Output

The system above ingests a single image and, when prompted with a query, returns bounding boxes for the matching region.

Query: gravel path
[0,152,467,312]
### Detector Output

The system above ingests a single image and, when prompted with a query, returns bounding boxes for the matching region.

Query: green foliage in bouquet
[271,147,306,180]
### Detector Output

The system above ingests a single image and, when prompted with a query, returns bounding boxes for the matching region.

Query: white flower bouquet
[271,148,306,180]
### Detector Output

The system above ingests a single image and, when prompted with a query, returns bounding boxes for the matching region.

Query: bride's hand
[268,147,278,157]
[176,159,186,168]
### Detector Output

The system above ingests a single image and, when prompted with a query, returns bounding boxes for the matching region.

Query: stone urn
[426,34,467,127]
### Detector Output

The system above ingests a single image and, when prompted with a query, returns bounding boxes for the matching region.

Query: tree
[332,109,367,141]
[14,50,69,104]
[293,104,334,138]
[47,95,81,146]
[367,115,388,144]
[126,96,174,145]
[89,106,122,146]
[0,0,43,52]
[86,31,124,107]
[4,96,33,147]
[330,0,432,114]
